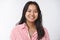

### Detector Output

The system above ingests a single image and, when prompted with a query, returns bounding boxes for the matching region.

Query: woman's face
[25,4,38,23]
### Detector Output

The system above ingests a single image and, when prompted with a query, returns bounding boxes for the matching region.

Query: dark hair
[18,1,45,40]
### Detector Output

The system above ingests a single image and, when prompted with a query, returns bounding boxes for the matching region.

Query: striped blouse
[10,23,50,40]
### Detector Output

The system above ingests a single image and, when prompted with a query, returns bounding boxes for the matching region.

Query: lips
[29,16,35,19]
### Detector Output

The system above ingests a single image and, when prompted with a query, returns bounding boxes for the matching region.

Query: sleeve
[10,27,22,40]
[44,28,50,40]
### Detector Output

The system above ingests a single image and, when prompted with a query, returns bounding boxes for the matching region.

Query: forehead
[28,4,37,10]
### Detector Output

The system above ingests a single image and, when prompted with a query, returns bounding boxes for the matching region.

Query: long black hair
[18,1,45,40]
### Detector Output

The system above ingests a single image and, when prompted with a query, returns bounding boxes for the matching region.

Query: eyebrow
[27,8,37,11]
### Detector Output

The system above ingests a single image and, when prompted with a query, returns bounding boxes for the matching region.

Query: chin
[29,20,35,23]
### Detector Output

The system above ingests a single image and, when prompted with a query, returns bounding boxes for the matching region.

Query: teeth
[30,16,34,19]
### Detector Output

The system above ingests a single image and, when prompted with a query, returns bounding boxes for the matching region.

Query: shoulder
[11,23,26,34]
[14,23,26,30]
[44,27,48,33]
[43,27,50,40]
[43,27,49,36]
[10,23,26,40]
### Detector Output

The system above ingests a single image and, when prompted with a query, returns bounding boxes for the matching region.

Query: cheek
[25,13,29,18]
[35,13,38,18]
[25,13,28,16]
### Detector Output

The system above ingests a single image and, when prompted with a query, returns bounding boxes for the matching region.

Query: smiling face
[25,4,38,23]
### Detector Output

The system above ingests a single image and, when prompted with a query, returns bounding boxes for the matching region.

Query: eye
[27,10,31,12]
[34,10,38,13]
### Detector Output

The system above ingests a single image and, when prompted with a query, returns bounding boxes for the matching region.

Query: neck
[26,21,36,29]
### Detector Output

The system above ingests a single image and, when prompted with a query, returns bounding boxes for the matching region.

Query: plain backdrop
[0,0,60,40]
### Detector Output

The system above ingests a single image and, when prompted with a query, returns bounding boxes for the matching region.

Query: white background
[0,0,60,40]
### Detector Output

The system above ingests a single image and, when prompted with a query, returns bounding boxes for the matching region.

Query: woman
[11,1,50,40]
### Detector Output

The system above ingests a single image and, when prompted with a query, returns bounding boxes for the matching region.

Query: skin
[25,4,38,38]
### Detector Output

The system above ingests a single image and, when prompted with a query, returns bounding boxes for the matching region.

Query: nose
[30,11,34,16]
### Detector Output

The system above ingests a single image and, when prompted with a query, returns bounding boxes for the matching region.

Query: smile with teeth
[29,16,35,19]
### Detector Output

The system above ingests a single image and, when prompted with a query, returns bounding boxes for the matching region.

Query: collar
[19,22,37,36]
[20,22,28,29]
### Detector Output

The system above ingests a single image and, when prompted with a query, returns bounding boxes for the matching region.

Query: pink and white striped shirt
[10,23,50,40]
